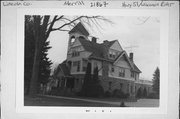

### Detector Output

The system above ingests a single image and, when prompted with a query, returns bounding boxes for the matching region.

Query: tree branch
[45,16,57,39]
[55,15,64,21]
[51,16,104,31]
[51,28,69,32]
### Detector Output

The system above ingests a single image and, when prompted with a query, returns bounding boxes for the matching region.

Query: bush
[104,91,112,97]
[136,88,142,98]
[85,84,104,97]
[50,87,58,95]
[147,92,159,99]
[76,91,83,96]
[143,88,147,98]
[112,89,129,99]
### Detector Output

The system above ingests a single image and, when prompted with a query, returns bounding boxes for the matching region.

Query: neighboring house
[55,22,152,97]
[135,79,153,96]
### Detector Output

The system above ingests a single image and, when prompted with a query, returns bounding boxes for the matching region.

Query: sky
[47,16,160,81]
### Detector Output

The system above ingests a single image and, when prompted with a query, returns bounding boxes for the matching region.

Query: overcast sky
[47,16,160,81]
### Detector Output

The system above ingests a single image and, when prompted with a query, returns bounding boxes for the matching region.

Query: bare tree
[27,15,112,96]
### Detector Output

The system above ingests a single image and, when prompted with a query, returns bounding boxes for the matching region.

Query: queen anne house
[54,22,152,97]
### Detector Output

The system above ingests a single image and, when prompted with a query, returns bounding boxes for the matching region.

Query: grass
[24,95,123,107]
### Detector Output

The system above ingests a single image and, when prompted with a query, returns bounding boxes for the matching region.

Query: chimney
[91,37,97,43]
[129,52,133,61]
[103,40,109,45]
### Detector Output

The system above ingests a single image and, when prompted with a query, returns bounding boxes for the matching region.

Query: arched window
[79,36,85,40]
[70,36,75,44]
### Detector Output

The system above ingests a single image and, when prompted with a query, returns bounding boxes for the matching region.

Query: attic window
[111,67,114,72]
[109,51,116,59]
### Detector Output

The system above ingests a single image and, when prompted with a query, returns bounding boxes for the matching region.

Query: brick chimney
[91,37,97,43]
[129,52,133,61]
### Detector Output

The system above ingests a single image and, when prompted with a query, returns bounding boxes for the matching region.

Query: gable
[113,51,134,69]
[115,55,131,69]
[110,41,123,52]
[69,22,89,36]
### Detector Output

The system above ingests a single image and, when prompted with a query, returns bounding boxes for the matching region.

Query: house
[55,22,152,98]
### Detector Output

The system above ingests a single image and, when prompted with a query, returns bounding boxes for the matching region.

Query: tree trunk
[28,16,50,96]
[29,45,41,96]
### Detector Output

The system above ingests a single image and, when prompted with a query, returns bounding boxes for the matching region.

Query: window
[112,52,116,58]
[70,36,75,45]
[119,68,125,77]
[73,61,78,66]
[134,74,137,80]
[109,54,112,58]
[112,54,116,58]
[73,61,81,72]
[82,60,87,72]
[79,36,85,40]
[77,61,80,72]
[131,71,137,80]
[111,67,114,72]
[72,51,80,57]
[109,51,116,59]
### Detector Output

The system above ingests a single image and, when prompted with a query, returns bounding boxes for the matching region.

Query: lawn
[24,95,120,107]
[24,95,159,107]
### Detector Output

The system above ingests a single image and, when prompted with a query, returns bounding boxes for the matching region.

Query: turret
[67,22,89,54]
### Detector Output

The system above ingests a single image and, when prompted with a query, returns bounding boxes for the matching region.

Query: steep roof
[78,37,106,59]
[59,63,71,77]
[78,38,120,60]
[103,40,117,47]
[133,63,141,73]
[54,61,71,77]
[69,22,89,36]
[78,37,141,73]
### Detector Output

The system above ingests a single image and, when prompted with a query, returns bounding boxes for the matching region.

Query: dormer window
[109,51,116,59]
